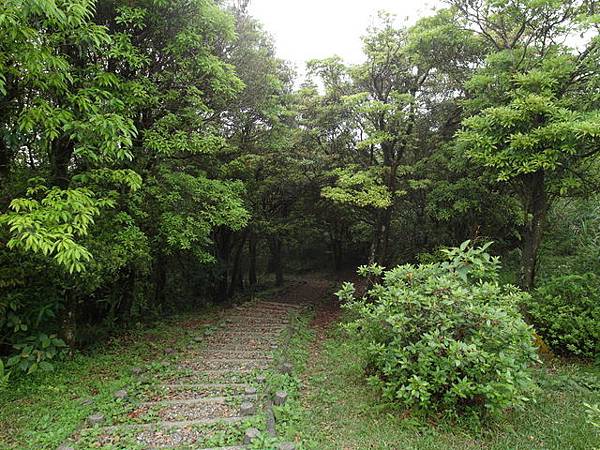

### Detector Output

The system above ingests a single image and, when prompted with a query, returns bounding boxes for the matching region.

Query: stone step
[160,383,250,390]
[202,335,279,345]
[201,448,246,450]
[139,428,244,449]
[237,305,296,314]
[200,350,273,360]
[224,309,289,323]
[99,415,250,432]
[141,395,256,407]
[216,330,282,336]
[224,322,288,329]
[201,447,245,450]
[224,321,288,328]
[167,369,258,384]
[147,384,251,402]
[225,316,290,324]
[254,301,303,309]
[224,312,290,321]
[149,399,243,423]
[239,307,296,315]
[204,343,276,351]
[177,358,270,371]
[221,328,286,335]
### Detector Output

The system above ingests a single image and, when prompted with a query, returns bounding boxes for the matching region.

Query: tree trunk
[269,237,284,286]
[50,138,74,189]
[380,207,392,266]
[215,229,233,302]
[520,171,548,291]
[228,232,248,298]
[60,290,77,349]
[153,254,167,305]
[332,238,343,272]
[0,138,9,181]
[248,235,258,287]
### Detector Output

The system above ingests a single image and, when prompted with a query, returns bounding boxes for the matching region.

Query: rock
[171,432,183,445]
[271,344,279,350]
[114,389,128,400]
[194,336,203,343]
[244,386,258,396]
[57,444,75,450]
[79,398,94,406]
[240,401,256,416]
[87,413,104,427]
[273,390,288,406]
[164,347,176,355]
[243,427,261,444]
[279,443,296,450]
[279,362,293,375]
[160,361,169,367]
[131,367,143,376]
[256,374,266,384]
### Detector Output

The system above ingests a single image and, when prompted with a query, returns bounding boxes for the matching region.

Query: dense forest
[1,0,599,434]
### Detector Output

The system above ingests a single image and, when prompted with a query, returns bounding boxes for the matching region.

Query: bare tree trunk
[50,138,73,189]
[228,232,248,298]
[332,238,343,272]
[248,235,258,287]
[215,229,232,302]
[153,254,167,305]
[60,290,77,349]
[269,237,284,286]
[520,171,548,291]
[0,138,9,181]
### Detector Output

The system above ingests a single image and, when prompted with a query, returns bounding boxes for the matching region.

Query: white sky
[248,0,443,77]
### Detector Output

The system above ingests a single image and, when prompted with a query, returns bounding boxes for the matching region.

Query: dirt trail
[61,276,335,450]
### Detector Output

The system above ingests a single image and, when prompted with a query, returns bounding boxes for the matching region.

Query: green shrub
[7,333,67,374]
[585,403,600,429]
[527,273,600,358]
[338,244,538,416]
[0,360,9,391]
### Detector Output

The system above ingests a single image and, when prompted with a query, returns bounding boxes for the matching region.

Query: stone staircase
[59,299,304,450]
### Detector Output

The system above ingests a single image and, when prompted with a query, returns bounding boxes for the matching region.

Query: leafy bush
[339,243,538,416]
[526,273,600,358]
[585,403,600,429]
[0,360,9,391]
[7,333,67,374]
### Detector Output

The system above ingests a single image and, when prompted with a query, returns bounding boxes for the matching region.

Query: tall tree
[453,0,600,289]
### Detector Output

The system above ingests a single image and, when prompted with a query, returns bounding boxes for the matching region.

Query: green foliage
[585,403,600,429]
[526,273,600,357]
[0,360,10,391]
[441,240,501,282]
[458,57,600,186]
[338,244,538,416]
[1,186,115,273]
[321,167,393,209]
[7,334,67,374]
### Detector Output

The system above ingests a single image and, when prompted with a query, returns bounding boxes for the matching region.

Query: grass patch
[297,323,600,450]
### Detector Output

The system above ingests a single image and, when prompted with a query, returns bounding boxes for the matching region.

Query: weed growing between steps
[296,321,600,450]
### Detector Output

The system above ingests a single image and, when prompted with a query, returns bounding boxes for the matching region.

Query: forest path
[61,276,334,450]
